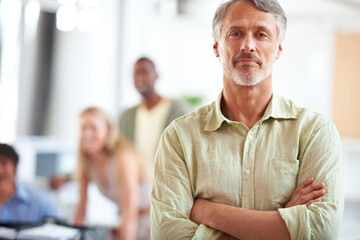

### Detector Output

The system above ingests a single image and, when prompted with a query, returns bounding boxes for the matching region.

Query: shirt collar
[12,182,31,204]
[262,93,297,121]
[204,91,227,132]
[205,90,297,132]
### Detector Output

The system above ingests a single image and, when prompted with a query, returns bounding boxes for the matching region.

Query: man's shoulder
[17,183,53,207]
[166,98,191,116]
[168,98,182,105]
[168,98,188,108]
[280,96,333,130]
[119,105,140,126]
[120,105,139,116]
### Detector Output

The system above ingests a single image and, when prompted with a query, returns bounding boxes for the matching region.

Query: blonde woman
[74,107,151,240]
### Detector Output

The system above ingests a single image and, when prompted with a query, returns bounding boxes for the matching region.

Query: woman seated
[74,107,151,240]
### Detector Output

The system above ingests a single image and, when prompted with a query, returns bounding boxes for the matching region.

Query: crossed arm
[151,121,343,240]
[190,178,326,240]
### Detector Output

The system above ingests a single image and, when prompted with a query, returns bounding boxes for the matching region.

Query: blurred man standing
[0,143,58,223]
[119,57,189,169]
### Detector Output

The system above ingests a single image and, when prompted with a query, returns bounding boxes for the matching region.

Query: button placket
[242,127,259,209]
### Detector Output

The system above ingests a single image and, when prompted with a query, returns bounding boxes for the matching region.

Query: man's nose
[240,34,256,52]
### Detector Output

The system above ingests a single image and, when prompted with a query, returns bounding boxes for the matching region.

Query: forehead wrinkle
[220,2,279,39]
[227,24,273,32]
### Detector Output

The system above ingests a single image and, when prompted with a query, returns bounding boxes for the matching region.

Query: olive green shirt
[151,92,343,240]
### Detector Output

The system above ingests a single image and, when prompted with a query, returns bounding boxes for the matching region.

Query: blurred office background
[0,0,359,238]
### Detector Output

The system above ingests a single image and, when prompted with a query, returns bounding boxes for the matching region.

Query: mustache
[232,53,262,67]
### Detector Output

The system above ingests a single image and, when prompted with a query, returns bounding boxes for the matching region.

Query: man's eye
[257,32,268,38]
[230,32,240,37]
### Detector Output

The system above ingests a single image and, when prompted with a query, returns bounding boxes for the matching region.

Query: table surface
[0,222,112,240]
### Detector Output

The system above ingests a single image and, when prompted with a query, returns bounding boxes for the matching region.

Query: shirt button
[245,169,251,175]
[248,134,253,139]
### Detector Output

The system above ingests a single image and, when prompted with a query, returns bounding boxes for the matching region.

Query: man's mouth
[232,53,262,67]
[234,58,259,65]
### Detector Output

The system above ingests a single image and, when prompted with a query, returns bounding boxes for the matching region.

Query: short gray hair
[212,0,287,43]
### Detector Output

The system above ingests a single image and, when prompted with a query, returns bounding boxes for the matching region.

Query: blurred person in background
[119,57,189,169]
[0,143,58,223]
[74,107,151,240]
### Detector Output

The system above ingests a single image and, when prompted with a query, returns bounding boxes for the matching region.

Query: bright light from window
[56,5,77,31]
[77,9,100,32]
[25,0,40,28]
[159,0,178,16]
[0,0,22,143]
[1,0,21,29]
[57,0,77,5]
[79,0,101,8]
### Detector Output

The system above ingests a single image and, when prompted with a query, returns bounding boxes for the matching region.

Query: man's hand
[285,177,325,208]
[190,198,213,226]
[49,175,68,190]
[190,200,239,240]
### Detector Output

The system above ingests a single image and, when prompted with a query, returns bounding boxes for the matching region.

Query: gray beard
[221,53,277,86]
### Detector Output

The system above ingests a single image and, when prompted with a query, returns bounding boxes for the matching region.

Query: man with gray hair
[151,0,343,239]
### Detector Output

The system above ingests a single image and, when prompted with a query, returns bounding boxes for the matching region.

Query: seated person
[0,143,58,223]
[74,107,151,240]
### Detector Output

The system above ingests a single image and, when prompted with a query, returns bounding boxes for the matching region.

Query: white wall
[273,21,335,116]
[46,0,120,145]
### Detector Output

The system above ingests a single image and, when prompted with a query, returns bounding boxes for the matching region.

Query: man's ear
[213,40,220,57]
[152,72,159,85]
[276,44,283,59]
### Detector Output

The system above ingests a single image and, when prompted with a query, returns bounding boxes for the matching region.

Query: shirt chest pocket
[267,158,299,205]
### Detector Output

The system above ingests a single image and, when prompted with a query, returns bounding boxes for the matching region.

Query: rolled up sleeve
[278,121,343,239]
[151,124,223,240]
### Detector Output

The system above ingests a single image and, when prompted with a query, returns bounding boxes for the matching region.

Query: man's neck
[142,93,162,110]
[0,182,16,206]
[221,77,273,129]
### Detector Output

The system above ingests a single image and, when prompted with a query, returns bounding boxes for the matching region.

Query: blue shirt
[0,183,58,223]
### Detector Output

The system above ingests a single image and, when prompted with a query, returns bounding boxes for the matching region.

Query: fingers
[298,177,326,204]
[300,177,315,189]
[286,178,326,208]
[305,198,322,207]
[299,177,325,196]
[302,181,325,195]
[300,188,326,205]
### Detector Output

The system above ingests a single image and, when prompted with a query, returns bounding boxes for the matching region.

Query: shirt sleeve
[151,124,223,240]
[278,120,344,239]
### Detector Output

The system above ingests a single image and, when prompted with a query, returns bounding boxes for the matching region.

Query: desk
[0,222,111,240]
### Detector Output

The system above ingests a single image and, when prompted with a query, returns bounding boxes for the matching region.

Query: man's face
[0,155,16,191]
[214,1,282,86]
[133,60,158,98]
